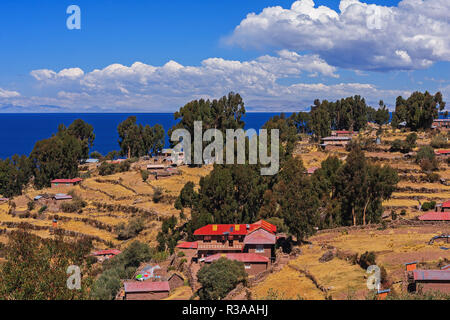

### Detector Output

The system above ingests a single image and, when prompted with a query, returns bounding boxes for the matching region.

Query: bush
[90,151,103,159]
[420,159,439,173]
[424,172,440,183]
[38,205,47,214]
[140,170,149,182]
[358,251,376,269]
[197,258,248,300]
[27,201,35,211]
[416,145,436,163]
[177,251,186,257]
[116,217,145,240]
[421,201,436,212]
[400,209,407,216]
[431,134,449,149]
[61,199,87,213]
[152,187,164,203]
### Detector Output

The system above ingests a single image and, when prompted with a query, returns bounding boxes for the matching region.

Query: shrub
[61,199,87,213]
[116,217,145,240]
[177,251,186,257]
[421,201,436,212]
[38,205,47,214]
[358,251,377,269]
[424,172,440,183]
[197,258,248,300]
[152,187,164,203]
[400,209,407,216]
[140,170,149,182]
[27,201,35,211]
[90,151,103,159]
[431,134,449,149]
[416,145,436,163]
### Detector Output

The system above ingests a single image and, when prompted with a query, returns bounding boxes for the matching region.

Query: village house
[406,269,450,294]
[176,220,277,276]
[203,253,269,276]
[435,150,450,158]
[52,194,73,201]
[432,119,450,130]
[320,136,352,148]
[434,200,450,212]
[123,281,170,300]
[91,249,121,262]
[51,178,83,188]
[419,209,450,221]
[331,130,357,137]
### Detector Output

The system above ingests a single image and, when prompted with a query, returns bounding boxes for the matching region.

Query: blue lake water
[0,113,290,160]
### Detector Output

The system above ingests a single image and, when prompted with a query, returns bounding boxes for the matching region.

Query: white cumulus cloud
[226,0,450,71]
[0,88,20,98]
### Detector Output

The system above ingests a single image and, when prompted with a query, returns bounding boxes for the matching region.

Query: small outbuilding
[168,273,185,291]
[407,270,450,294]
[51,178,83,188]
[123,281,170,300]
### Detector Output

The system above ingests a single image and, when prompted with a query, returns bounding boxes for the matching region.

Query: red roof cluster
[92,249,121,256]
[204,253,269,264]
[176,242,198,249]
[123,281,170,293]
[193,220,276,236]
[51,178,83,184]
[419,211,450,221]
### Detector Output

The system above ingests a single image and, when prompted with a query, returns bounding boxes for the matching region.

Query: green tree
[0,227,93,300]
[67,119,96,160]
[197,258,247,300]
[392,91,446,130]
[29,131,83,189]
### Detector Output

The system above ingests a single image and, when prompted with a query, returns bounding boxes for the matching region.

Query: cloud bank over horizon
[0,50,411,112]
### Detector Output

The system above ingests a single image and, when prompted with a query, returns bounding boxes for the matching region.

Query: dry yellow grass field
[251,265,325,300]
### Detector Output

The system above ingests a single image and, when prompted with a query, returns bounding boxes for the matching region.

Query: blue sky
[0,0,449,112]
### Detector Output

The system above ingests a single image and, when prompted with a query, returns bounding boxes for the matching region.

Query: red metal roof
[336,131,354,134]
[51,178,83,184]
[124,281,170,293]
[419,211,450,221]
[442,200,450,208]
[251,220,277,233]
[194,224,248,236]
[244,228,276,245]
[413,270,450,281]
[441,265,450,270]
[92,249,121,256]
[204,253,269,264]
[194,220,276,236]
[436,150,450,154]
[176,241,198,249]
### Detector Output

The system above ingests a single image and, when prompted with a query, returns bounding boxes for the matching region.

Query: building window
[255,245,264,253]
[245,264,251,269]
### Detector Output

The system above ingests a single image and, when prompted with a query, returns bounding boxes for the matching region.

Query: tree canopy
[117,116,165,158]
